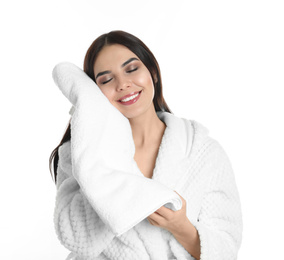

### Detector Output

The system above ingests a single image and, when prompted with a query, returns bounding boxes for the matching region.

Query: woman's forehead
[94,44,139,70]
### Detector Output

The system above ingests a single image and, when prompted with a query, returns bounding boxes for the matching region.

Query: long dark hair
[49,30,172,183]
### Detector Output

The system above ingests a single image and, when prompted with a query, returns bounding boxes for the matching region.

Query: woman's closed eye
[101,78,113,84]
[126,67,138,73]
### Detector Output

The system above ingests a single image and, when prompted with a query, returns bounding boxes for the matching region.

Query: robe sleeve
[53,141,115,258]
[193,141,243,260]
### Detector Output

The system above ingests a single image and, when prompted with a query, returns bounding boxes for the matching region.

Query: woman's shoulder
[157,111,223,158]
[171,113,227,159]
[157,111,209,137]
[164,112,212,144]
[184,118,232,167]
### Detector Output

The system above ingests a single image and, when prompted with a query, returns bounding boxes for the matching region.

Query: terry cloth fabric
[53,62,243,260]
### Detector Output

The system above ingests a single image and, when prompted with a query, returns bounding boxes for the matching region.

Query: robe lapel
[152,111,194,191]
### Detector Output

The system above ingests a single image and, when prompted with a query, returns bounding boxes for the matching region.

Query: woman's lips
[118,91,140,101]
[118,90,142,106]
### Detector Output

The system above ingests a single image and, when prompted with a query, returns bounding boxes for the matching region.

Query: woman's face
[93,44,155,119]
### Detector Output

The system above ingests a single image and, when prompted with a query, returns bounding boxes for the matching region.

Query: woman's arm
[54,141,115,258]
[192,142,243,260]
[171,219,201,259]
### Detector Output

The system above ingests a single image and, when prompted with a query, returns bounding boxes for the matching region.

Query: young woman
[49,30,243,260]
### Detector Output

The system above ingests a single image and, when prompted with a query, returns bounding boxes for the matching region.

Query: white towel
[52,62,182,236]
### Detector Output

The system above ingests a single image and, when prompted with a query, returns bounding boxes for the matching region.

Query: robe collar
[152,111,194,189]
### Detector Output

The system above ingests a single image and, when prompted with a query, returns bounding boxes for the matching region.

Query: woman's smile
[118,90,142,105]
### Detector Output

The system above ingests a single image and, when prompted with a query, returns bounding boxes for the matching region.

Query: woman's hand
[147,191,189,236]
[147,191,201,258]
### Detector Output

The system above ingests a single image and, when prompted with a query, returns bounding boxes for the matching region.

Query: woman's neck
[128,104,166,149]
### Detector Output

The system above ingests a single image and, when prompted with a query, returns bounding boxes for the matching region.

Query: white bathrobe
[53,63,243,260]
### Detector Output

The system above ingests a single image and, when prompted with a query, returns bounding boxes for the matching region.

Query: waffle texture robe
[54,110,243,260]
[52,62,242,259]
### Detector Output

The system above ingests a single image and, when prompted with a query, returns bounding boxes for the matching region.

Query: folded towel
[52,62,182,236]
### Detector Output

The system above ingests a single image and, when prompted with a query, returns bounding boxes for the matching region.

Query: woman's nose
[116,75,131,91]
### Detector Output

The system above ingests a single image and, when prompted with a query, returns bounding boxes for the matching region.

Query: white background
[1,0,283,259]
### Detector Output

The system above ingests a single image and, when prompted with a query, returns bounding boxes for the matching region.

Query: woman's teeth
[121,92,140,102]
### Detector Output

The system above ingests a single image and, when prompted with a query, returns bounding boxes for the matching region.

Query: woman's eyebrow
[96,70,111,80]
[95,57,139,80]
[121,57,139,67]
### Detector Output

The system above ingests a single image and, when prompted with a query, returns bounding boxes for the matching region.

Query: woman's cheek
[135,70,154,87]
